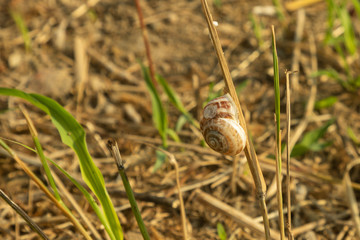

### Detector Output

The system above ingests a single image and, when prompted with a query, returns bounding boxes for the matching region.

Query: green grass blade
[352,0,360,18]
[1,136,115,240]
[47,158,115,240]
[291,118,335,157]
[347,126,360,145]
[217,223,227,240]
[250,14,264,47]
[339,7,357,55]
[119,169,150,240]
[32,132,63,201]
[10,10,31,51]
[0,88,122,240]
[156,74,186,113]
[272,0,285,20]
[314,96,338,109]
[156,74,199,129]
[167,128,181,143]
[140,64,168,147]
[272,29,281,146]
[271,26,285,240]
[325,0,336,44]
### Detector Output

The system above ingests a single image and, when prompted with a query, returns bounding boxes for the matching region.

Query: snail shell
[200,94,246,156]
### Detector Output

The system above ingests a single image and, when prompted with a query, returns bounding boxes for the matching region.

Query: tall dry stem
[200,0,270,238]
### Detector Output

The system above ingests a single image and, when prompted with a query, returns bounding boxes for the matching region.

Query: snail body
[200,94,246,156]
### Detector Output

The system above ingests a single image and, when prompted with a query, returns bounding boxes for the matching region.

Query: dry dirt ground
[0,0,360,239]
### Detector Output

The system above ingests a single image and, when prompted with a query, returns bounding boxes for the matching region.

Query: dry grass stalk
[344,159,360,238]
[159,148,189,240]
[19,106,92,240]
[75,36,89,119]
[51,171,102,239]
[195,189,280,239]
[200,0,270,238]
[0,189,49,240]
[285,70,294,240]
[0,137,91,239]
[129,141,190,239]
[134,0,157,86]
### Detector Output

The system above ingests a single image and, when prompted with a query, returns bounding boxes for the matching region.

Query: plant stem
[200,0,270,238]
[271,25,285,240]
[107,139,150,240]
[134,0,157,87]
[285,71,294,240]
[0,189,49,240]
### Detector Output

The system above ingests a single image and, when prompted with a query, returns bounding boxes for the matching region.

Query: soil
[0,0,360,239]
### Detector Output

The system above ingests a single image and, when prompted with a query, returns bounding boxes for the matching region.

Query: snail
[200,93,246,156]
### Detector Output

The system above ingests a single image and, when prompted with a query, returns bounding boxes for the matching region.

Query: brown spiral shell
[200,94,246,156]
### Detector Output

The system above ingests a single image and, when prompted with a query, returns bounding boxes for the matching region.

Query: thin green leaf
[10,10,31,51]
[156,74,187,114]
[167,128,181,143]
[325,0,336,44]
[175,115,188,132]
[250,14,264,47]
[0,88,122,240]
[32,135,63,202]
[153,149,167,172]
[157,74,199,129]
[48,158,115,240]
[339,7,357,55]
[347,127,360,145]
[272,32,281,137]
[315,96,338,109]
[0,136,115,240]
[140,63,168,147]
[308,141,333,152]
[217,223,227,240]
[300,119,335,146]
[291,118,335,157]
[352,0,360,18]
[291,144,309,157]
[272,0,285,20]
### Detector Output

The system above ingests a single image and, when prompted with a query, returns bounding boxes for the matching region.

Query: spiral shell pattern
[200,94,246,156]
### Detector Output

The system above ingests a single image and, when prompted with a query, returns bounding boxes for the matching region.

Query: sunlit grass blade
[20,106,63,203]
[0,88,123,240]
